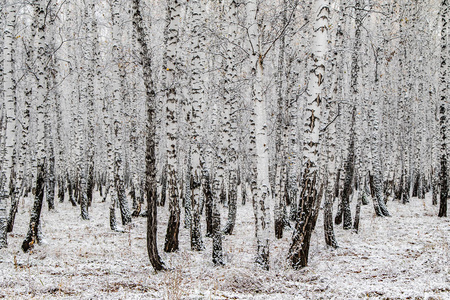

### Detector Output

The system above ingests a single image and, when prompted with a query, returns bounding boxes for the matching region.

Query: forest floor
[0,192,449,299]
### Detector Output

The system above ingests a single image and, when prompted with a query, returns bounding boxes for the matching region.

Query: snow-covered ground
[0,193,449,299]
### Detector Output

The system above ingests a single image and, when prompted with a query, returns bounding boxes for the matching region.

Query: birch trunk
[324,15,344,248]
[0,0,16,247]
[111,0,131,227]
[44,2,58,213]
[438,0,448,217]
[274,0,289,239]
[132,0,166,270]
[78,4,90,219]
[222,0,239,236]
[9,18,33,227]
[247,0,272,270]
[22,0,48,252]
[164,0,182,252]
[189,0,207,251]
[289,0,329,269]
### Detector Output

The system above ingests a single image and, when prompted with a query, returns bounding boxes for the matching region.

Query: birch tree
[8,1,32,233]
[164,0,182,252]
[289,0,329,269]
[188,0,207,251]
[247,0,272,270]
[132,0,166,270]
[75,2,90,220]
[111,0,131,228]
[0,0,16,248]
[222,0,239,236]
[22,0,49,252]
[438,0,448,217]
[274,0,290,239]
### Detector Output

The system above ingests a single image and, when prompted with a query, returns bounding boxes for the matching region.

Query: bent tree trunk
[132,0,165,270]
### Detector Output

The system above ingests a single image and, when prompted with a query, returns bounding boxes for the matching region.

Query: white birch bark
[164,0,182,253]
[22,0,48,252]
[44,1,58,212]
[368,11,391,217]
[222,0,238,236]
[189,0,206,251]
[85,0,96,210]
[132,0,166,270]
[289,0,329,269]
[110,0,131,227]
[323,11,344,247]
[8,1,33,232]
[247,0,271,270]
[0,0,16,247]
[274,0,289,239]
[438,0,448,217]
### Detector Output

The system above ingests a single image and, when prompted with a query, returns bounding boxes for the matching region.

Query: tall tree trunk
[222,0,239,236]
[132,0,166,270]
[8,8,34,232]
[189,0,207,252]
[369,65,390,217]
[323,11,344,249]
[247,0,272,270]
[1,0,16,247]
[438,0,448,217]
[164,0,182,252]
[341,107,356,229]
[22,0,48,252]
[274,0,290,239]
[289,0,329,269]
[111,0,131,227]
[44,4,57,212]
[85,0,96,210]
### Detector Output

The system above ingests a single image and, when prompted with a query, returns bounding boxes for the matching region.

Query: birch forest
[0,0,449,298]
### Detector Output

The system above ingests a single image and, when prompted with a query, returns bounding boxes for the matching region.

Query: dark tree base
[164,212,180,252]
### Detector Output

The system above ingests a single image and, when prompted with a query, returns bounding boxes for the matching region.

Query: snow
[0,193,449,299]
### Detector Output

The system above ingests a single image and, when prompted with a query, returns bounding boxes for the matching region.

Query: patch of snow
[0,192,448,299]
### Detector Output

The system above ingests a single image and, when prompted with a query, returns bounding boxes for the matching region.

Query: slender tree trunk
[111,0,131,227]
[67,174,77,206]
[85,0,96,210]
[57,177,65,203]
[432,168,438,205]
[22,0,48,251]
[130,0,166,270]
[222,0,239,236]
[1,0,16,247]
[369,68,390,217]
[341,107,356,229]
[8,10,34,232]
[164,0,182,253]
[247,0,272,270]
[438,0,448,217]
[189,0,207,252]
[44,7,57,211]
[274,0,289,239]
[353,190,362,233]
[22,163,45,252]
[324,14,344,249]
